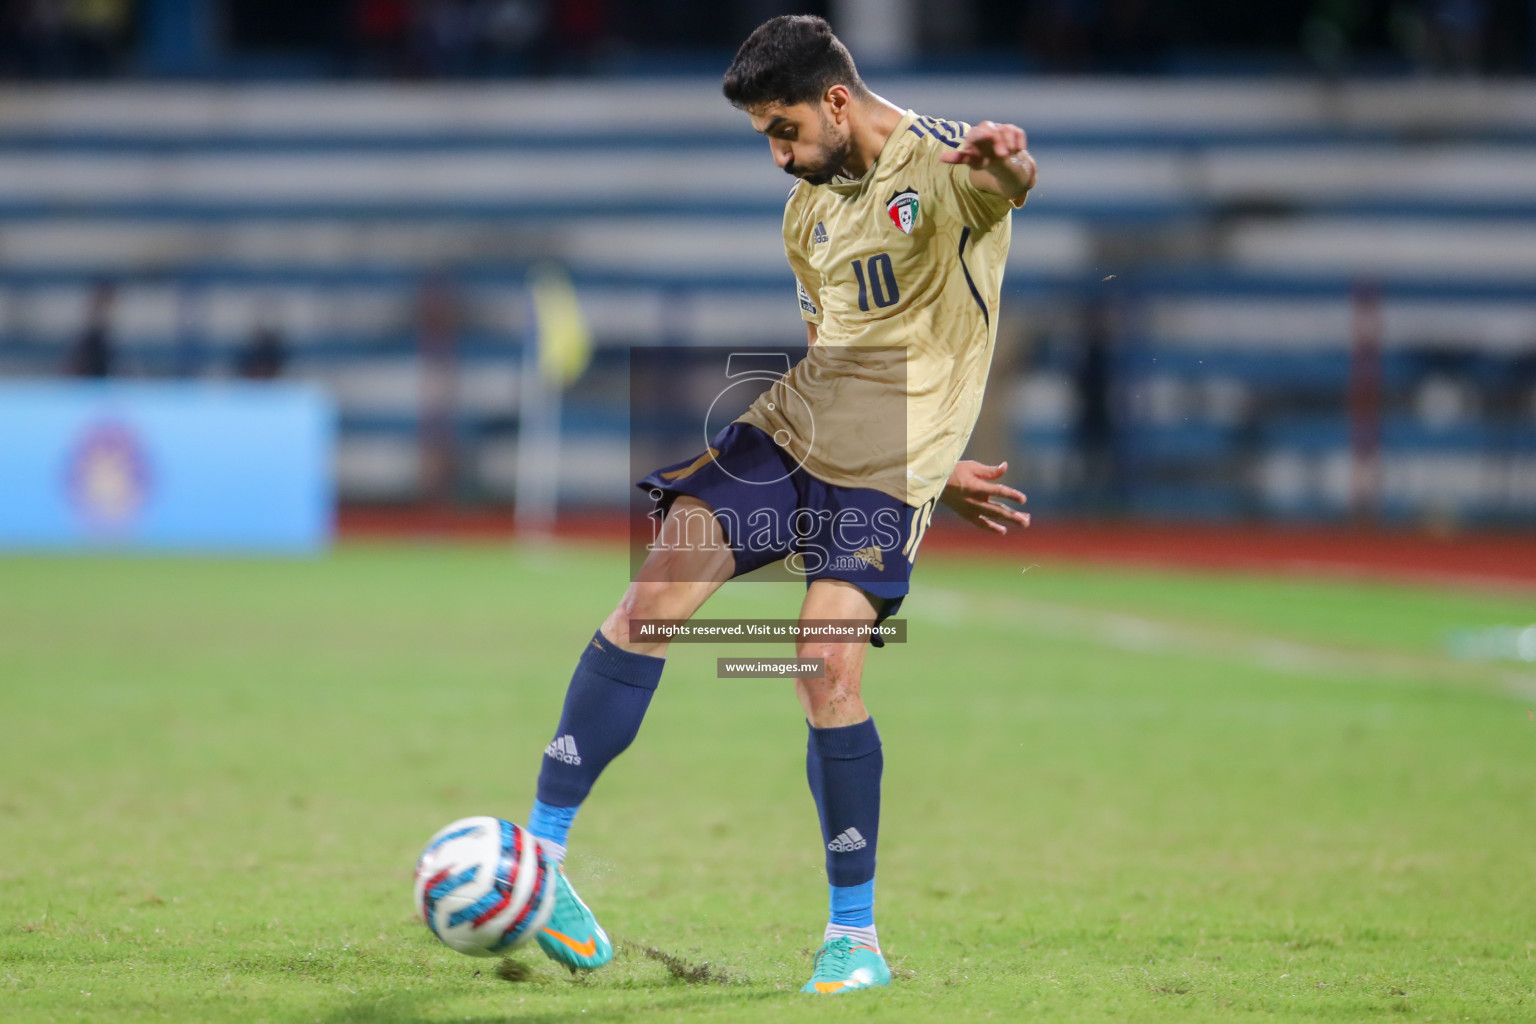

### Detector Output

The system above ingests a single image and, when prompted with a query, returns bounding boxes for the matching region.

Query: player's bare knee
[606,583,677,641]
[796,642,862,706]
[800,637,861,677]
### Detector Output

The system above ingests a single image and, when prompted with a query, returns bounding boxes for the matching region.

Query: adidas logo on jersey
[827,827,867,852]
[544,735,582,765]
[812,221,828,245]
[850,546,885,571]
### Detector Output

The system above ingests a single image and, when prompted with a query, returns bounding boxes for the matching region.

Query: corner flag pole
[515,264,591,538]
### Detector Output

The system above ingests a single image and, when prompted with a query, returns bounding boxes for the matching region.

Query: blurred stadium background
[2,0,1536,562]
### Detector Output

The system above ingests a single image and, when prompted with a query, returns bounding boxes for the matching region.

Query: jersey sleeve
[912,114,1024,229]
[782,190,823,325]
[946,157,1026,229]
[921,116,1025,227]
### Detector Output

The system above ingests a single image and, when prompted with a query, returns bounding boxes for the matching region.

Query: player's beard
[786,119,853,186]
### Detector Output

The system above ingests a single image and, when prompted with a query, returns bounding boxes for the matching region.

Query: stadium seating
[1,80,1533,518]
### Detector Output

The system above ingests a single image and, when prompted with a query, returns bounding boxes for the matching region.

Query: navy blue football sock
[531,631,664,846]
[806,718,882,914]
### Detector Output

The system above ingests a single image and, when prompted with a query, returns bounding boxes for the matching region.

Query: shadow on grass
[323,986,786,1024]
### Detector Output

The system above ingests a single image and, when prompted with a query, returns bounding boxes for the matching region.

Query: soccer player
[522,14,1035,993]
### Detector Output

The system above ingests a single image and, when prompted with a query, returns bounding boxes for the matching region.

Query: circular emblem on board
[65,421,152,526]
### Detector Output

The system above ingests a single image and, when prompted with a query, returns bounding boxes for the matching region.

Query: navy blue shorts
[636,422,936,643]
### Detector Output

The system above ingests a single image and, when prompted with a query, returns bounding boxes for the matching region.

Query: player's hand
[939,121,1029,169]
[941,460,1030,535]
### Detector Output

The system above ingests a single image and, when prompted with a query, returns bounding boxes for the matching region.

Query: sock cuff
[829,879,876,927]
[581,630,664,690]
[527,799,579,848]
[808,717,881,761]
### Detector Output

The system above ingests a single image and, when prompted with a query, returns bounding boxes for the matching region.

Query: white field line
[913,587,1536,702]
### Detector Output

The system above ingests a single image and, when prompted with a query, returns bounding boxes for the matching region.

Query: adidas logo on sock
[544,734,582,765]
[827,827,867,852]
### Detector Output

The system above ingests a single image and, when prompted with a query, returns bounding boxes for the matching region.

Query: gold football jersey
[737,108,1023,509]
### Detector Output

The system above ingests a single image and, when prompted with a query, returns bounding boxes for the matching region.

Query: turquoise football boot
[534,865,613,971]
[801,935,892,994]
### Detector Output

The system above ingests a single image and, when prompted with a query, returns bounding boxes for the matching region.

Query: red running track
[338,506,1536,594]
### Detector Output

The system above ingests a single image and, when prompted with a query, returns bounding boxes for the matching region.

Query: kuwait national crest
[886,188,919,234]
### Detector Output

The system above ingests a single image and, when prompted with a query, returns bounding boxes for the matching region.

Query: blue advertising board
[0,382,334,552]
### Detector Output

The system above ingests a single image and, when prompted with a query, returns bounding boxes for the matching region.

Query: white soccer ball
[413,816,557,956]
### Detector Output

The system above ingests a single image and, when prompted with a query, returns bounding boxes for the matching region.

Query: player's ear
[824,83,851,122]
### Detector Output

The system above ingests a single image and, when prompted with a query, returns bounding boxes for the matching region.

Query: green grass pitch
[2,542,1534,1022]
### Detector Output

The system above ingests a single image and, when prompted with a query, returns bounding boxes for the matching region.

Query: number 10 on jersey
[852,254,899,312]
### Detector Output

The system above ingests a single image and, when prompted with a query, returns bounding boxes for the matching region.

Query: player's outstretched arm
[941,460,1030,534]
[940,121,1037,202]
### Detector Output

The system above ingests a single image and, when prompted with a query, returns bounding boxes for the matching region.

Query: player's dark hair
[722,15,868,110]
